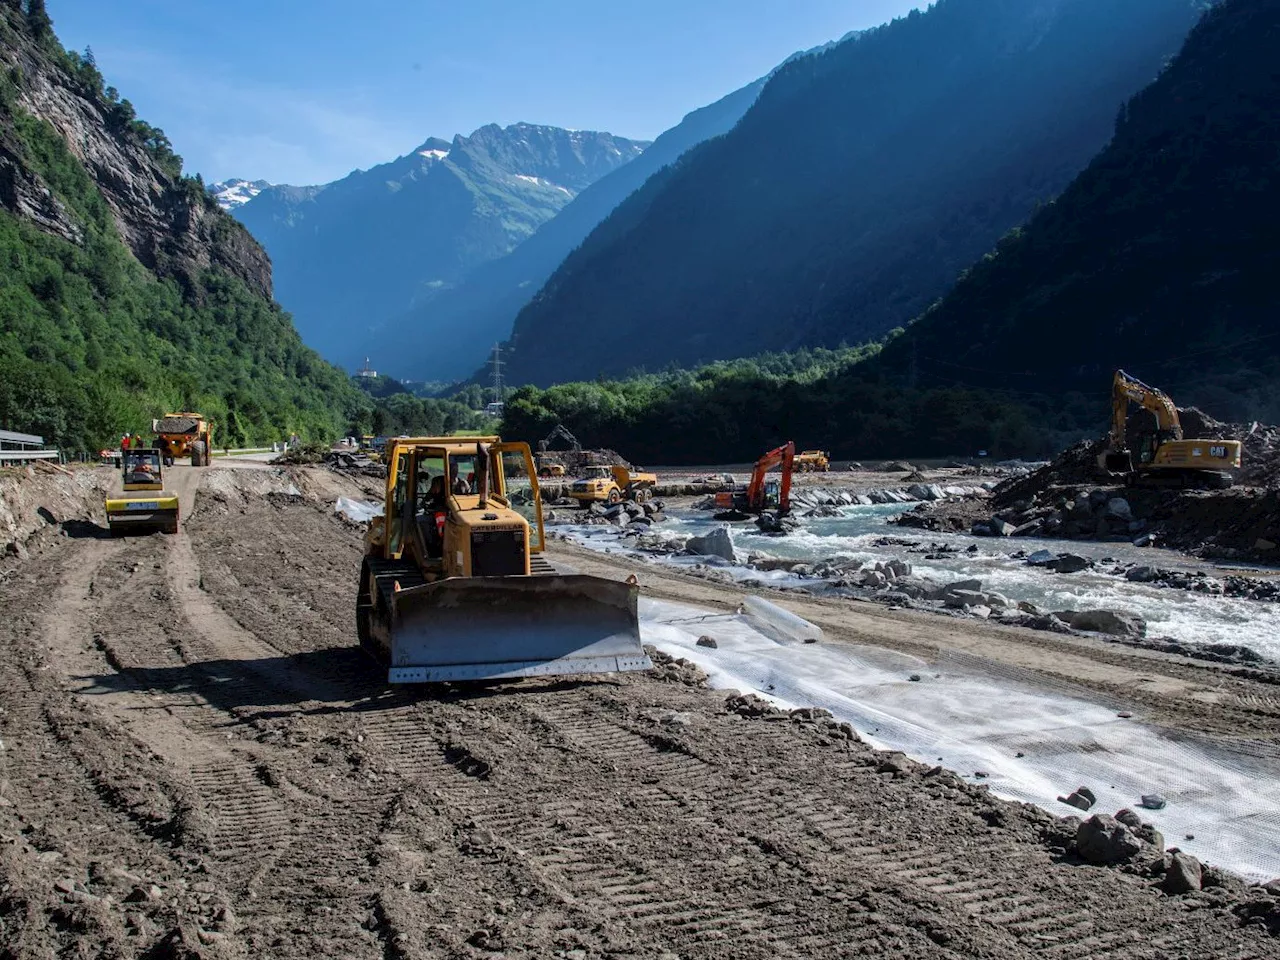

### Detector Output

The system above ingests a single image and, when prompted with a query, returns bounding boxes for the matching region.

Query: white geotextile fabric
[640,597,1280,882]
[335,497,383,523]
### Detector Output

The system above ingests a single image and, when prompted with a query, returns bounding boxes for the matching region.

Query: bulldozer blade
[384,574,651,683]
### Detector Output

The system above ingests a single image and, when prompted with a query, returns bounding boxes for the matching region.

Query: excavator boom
[716,442,795,515]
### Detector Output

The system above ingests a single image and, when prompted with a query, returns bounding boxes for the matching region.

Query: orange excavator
[714,442,795,519]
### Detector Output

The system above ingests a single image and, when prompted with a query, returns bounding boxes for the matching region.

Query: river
[558,501,1280,663]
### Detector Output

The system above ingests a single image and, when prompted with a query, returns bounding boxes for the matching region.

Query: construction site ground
[1,462,1277,959]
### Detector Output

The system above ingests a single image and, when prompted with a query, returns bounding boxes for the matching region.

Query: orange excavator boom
[744,442,795,513]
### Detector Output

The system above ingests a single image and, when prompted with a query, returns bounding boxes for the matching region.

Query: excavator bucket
[383,574,651,683]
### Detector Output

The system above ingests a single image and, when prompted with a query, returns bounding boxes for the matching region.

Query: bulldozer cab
[383,440,544,575]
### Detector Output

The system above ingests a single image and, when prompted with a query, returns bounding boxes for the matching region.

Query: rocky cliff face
[0,11,272,299]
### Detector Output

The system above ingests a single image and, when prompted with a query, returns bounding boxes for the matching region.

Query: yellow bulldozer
[105,448,179,535]
[1098,370,1241,488]
[357,436,651,683]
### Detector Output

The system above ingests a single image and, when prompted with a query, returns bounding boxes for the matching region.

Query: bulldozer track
[519,698,1260,960]
[187,760,292,862]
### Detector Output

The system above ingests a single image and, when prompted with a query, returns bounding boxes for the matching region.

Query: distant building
[485,401,505,417]
[356,357,378,379]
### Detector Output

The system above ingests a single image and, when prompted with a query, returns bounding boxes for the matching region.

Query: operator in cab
[422,474,448,558]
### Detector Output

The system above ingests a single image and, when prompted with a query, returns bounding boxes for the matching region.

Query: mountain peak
[414,136,452,161]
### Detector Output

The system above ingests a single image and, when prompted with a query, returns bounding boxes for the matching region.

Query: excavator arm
[745,442,796,513]
[1111,370,1183,444]
[542,424,582,452]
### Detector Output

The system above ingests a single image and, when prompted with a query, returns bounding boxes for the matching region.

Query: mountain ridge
[232,122,648,365]
[367,79,772,380]
[500,0,1204,387]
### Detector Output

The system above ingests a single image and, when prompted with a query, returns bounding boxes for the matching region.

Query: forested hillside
[234,124,648,368]
[0,2,367,451]
[500,344,1048,463]
[500,0,1279,463]
[875,0,1280,424]
[502,0,1202,386]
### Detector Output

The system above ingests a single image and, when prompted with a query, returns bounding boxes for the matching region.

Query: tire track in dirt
[0,540,221,957]
[159,467,393,956]
[20,468,387,957]
[513,693,1268,960]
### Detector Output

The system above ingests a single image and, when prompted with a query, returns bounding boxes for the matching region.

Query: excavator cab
[359,437,650,684]
[762,478,782,511]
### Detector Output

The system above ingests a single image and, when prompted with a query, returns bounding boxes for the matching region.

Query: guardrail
[0,449,60,463]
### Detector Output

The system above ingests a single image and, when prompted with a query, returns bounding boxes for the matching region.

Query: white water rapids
[563,502,1280,662]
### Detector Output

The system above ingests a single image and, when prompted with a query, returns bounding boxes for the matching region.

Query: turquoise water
[565,504,1280,660]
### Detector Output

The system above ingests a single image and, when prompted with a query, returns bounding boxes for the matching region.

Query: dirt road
[1,464,1276,958]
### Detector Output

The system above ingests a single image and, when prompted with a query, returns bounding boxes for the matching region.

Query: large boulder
[1076,814,1143,865]
[1125,565,1159,583]
[1163,853,1203,894]
[1047,554,1092,573]
[1104,497,1133,520]
[1056,609,1147,638]
[943,589,989,610]
[755,512,800,535]
[687,527,736,562]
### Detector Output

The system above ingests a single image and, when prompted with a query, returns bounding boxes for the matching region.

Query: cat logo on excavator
[357,437,651,684]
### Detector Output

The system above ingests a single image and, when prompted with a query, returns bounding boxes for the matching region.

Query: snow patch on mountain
[512,173,573,196]
[209,178,271,211]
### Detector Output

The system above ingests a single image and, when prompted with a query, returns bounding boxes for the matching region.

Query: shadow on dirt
[61,518,113,540]
[73,645,611,720]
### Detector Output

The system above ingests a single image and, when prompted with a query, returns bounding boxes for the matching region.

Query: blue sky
[48,1,923,187]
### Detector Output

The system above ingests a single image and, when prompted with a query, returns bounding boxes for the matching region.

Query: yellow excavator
[1098,370,1241,488]
[358,436,651,684]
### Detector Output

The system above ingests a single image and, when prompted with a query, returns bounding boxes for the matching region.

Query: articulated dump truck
[153,412,213,466]
[357,436,651,684]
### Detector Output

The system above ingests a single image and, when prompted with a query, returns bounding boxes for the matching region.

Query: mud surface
[2,463,1278,958]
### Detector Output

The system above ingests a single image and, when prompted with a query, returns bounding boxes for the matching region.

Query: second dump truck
[570,465,658,506]
[358,436,651,683]
[153,412,213,466]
